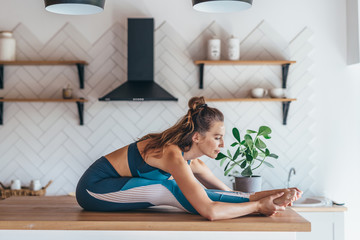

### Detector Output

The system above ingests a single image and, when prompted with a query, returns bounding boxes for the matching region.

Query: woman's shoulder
[162,144,182,158]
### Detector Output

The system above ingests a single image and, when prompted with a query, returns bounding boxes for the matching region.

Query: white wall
[0,0,359,239]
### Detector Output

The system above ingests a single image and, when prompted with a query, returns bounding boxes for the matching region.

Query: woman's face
[196,121,225,158]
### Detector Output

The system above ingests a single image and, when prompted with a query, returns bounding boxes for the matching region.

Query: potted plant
[215,126,278,192]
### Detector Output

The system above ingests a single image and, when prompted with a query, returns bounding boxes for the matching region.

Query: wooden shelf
[194,60,296,65]
[0,60,88,125]
[194,60,296,89]
[194,60,296,125]
[0,98,88,125]
[0,60,88,65]
[0,98,88,102]
[0,60,88,89]
[206,98,297,102]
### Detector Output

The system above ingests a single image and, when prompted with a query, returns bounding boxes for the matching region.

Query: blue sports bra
[127,142,190,180]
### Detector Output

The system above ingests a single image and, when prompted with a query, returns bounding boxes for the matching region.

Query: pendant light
[44,0,105,15]
[192,0,252,13]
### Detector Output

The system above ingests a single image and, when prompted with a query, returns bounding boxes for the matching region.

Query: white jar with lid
[227,36,240,60]
[0,31,16,61]
[207,37,221,60]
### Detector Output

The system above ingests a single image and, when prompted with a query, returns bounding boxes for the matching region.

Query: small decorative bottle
[62,84,73,99]
[0,31,16,61]
[227,35,240,60]
[207,37,221,60]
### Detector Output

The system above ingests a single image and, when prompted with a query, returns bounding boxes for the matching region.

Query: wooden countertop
[0,196,310,232]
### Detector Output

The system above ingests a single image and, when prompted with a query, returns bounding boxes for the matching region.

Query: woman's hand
[258,192,286,216]
[273,188,302,207]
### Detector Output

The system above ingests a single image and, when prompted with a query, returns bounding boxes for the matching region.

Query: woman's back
[105,139,182,179]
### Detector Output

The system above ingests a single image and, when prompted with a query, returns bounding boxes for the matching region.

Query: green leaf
[227,149,232,158]
[258,151,266,158]
[215,152,227,160]
[225,164,236,176]
[257,126,272,137]
[255,138,266,149]
[231,142,238,147]
[246,153,253,162]
[241,140,246,145]
[262,161,274,168]
[232,128,241,142]
[224,161,231,172]
[265,148,270,156]
[246,129,257,134]
[240,160,247,168]
[252,149,258,159]
[244,134,253,149]
[269,153,279,159]
[233,147,241,160]
[220,157,227,166]
[241,166,253,177]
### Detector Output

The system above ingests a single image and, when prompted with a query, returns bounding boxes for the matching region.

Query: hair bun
[188,96,206,111]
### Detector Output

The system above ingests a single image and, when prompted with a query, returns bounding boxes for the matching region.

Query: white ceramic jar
[207,38,221,60]
[30,180,42,191]
[227,36,240,60]
[10,179,21,190]
[0,31,16,61]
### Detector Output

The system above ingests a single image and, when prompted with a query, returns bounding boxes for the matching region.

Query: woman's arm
[188,158,301,208]
[190,158,232,191]
[163,150,285,220]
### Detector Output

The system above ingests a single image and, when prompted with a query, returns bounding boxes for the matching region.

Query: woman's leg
[76,157,256,213]
[80,177,192,212]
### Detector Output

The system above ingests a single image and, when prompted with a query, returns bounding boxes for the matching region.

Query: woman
[76,96,301,220]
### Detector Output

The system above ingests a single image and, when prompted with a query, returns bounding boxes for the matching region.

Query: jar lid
[0,31,13,37]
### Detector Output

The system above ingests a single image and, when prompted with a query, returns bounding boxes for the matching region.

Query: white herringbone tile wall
[0,20,315,196]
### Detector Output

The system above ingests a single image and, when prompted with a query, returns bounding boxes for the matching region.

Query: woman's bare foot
[273,188,301,207]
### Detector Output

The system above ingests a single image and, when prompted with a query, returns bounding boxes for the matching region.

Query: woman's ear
[192,132,200,143]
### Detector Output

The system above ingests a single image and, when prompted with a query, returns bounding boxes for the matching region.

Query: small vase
[62,84,73,99]
[207,37,221,60]
[234,175,262,193]
[0,31,16,61]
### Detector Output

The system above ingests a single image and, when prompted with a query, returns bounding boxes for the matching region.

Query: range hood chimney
[99,18,178,101]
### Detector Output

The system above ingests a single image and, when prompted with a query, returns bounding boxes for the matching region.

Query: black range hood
[99,18,178,101]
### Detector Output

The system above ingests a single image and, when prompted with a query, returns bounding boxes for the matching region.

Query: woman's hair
[139,96,224,155]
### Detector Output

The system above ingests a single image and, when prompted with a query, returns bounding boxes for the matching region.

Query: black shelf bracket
[282,63,290,88]
[199,64,204,89]
[0,98,3,125]
[282,64,292,125]
[76,98,85,125]
[76,63,85,89]
[282,101,291,125]
[0,64,4,89]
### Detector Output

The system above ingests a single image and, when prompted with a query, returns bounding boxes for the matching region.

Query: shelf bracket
[0,98,3,125]
[282,101,291,125]
[199,64,204,89]
[282,64,290,88]
[76,99,85,125]
[76,63,85,89]
[0,64,3,89]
